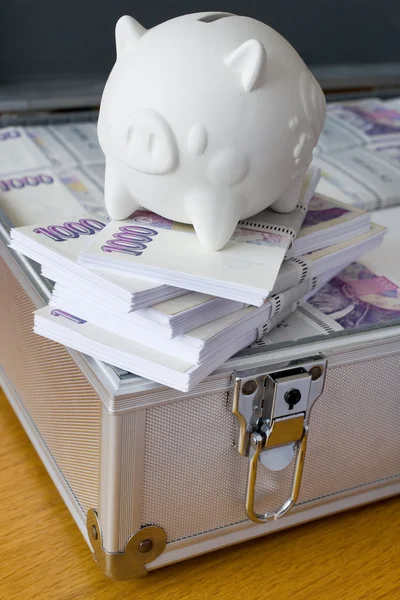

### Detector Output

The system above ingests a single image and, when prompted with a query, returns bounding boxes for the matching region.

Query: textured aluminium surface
[141,356,400,542]
[0,256,101,514]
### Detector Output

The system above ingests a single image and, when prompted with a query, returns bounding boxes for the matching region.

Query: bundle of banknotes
[314,97,400,211]
[1,117,394,391]
[243,246,400,355]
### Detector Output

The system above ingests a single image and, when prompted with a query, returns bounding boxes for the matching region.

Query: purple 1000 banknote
[130,209,289,247]
[50,308,87,324]
[100,210,290,257]
[34,218,106,242]
[308,262,400,329]
[0,129,21,141]
[330,103,400,138]
[302,195,349,227]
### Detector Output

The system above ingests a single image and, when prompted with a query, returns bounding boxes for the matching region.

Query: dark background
[1,0,400,84]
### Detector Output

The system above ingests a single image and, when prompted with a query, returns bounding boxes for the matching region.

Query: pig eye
[187,124,208,156]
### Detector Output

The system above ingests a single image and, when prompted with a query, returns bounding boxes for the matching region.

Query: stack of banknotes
[314,97,400,210]
[243,220,400,356]
[1,119,390,391]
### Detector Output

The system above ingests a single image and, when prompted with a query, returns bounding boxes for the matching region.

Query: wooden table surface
[1,387,399,600]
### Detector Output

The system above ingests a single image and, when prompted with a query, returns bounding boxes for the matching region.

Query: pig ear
[225,39,266,93]
[115,15,146,58]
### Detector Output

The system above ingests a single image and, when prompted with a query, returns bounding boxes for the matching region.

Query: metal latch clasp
[232,357,326,524]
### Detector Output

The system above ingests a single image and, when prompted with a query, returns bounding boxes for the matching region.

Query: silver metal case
[1,208,400,579]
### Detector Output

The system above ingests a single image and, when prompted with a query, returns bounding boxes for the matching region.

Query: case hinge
[232,356,327,523]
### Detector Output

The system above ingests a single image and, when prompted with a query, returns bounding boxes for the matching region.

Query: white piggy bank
[98,12,326,250]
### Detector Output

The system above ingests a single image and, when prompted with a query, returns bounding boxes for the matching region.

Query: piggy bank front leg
[271,173,305,214]
[186,187,243,251]
[103,158,140,220]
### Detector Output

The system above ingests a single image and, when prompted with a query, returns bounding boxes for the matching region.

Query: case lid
[1,0,400,111]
